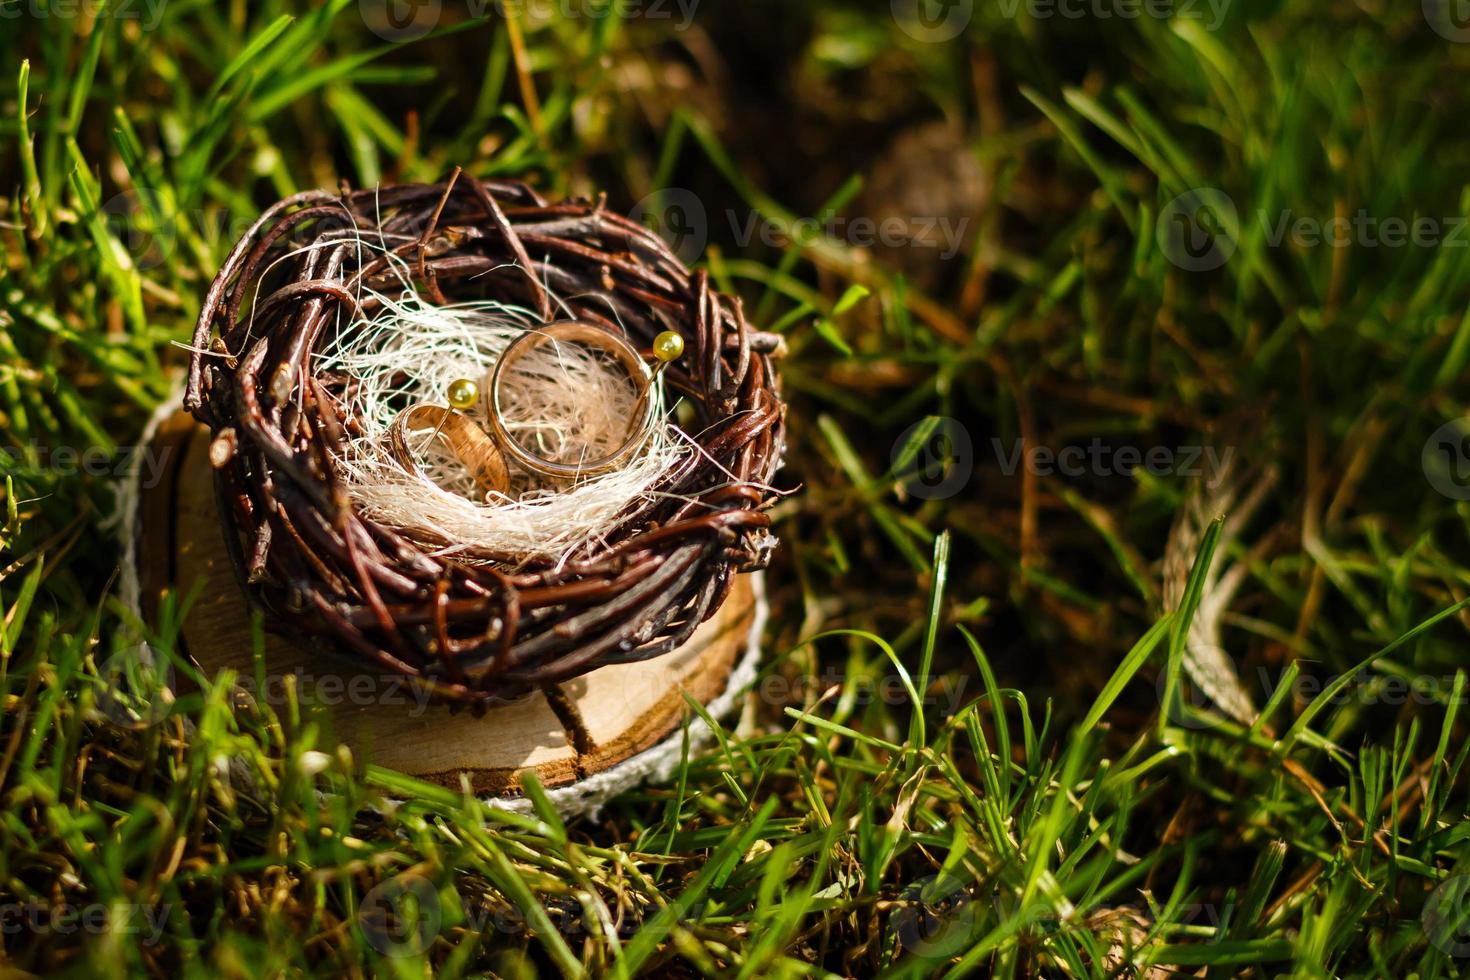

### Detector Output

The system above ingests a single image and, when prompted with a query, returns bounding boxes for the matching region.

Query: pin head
[652,331,686,364]
[446,378,480,411]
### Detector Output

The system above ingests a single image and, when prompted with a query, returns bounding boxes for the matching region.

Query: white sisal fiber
[315,263,689,566]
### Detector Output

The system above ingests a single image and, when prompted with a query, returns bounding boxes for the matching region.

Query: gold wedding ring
[484,322,673,481]
[389,400,511,499]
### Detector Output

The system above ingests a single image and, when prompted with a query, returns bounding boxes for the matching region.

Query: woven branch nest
[184,175,786,709]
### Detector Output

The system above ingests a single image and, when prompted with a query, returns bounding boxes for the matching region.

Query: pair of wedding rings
[388,322,685,498]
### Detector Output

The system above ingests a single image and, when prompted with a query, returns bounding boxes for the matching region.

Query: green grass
[6,0,1470,975]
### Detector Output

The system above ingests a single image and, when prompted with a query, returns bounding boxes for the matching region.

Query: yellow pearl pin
[653,331,685,364]
[447,377,480,411]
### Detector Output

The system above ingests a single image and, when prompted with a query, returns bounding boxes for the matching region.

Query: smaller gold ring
[389,404,511,499]
[484,322,658,481]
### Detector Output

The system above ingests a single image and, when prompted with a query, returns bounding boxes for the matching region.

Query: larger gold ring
[484,322,658,481]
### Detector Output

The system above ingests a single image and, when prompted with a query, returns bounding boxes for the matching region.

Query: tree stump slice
[134,412,757,799]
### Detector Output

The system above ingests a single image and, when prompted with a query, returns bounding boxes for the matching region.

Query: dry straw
[185,173,786,709]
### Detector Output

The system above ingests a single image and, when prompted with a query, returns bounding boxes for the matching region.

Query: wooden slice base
[134,412,757,799]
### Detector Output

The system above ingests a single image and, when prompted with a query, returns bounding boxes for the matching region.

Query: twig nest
[184,175,786,708]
